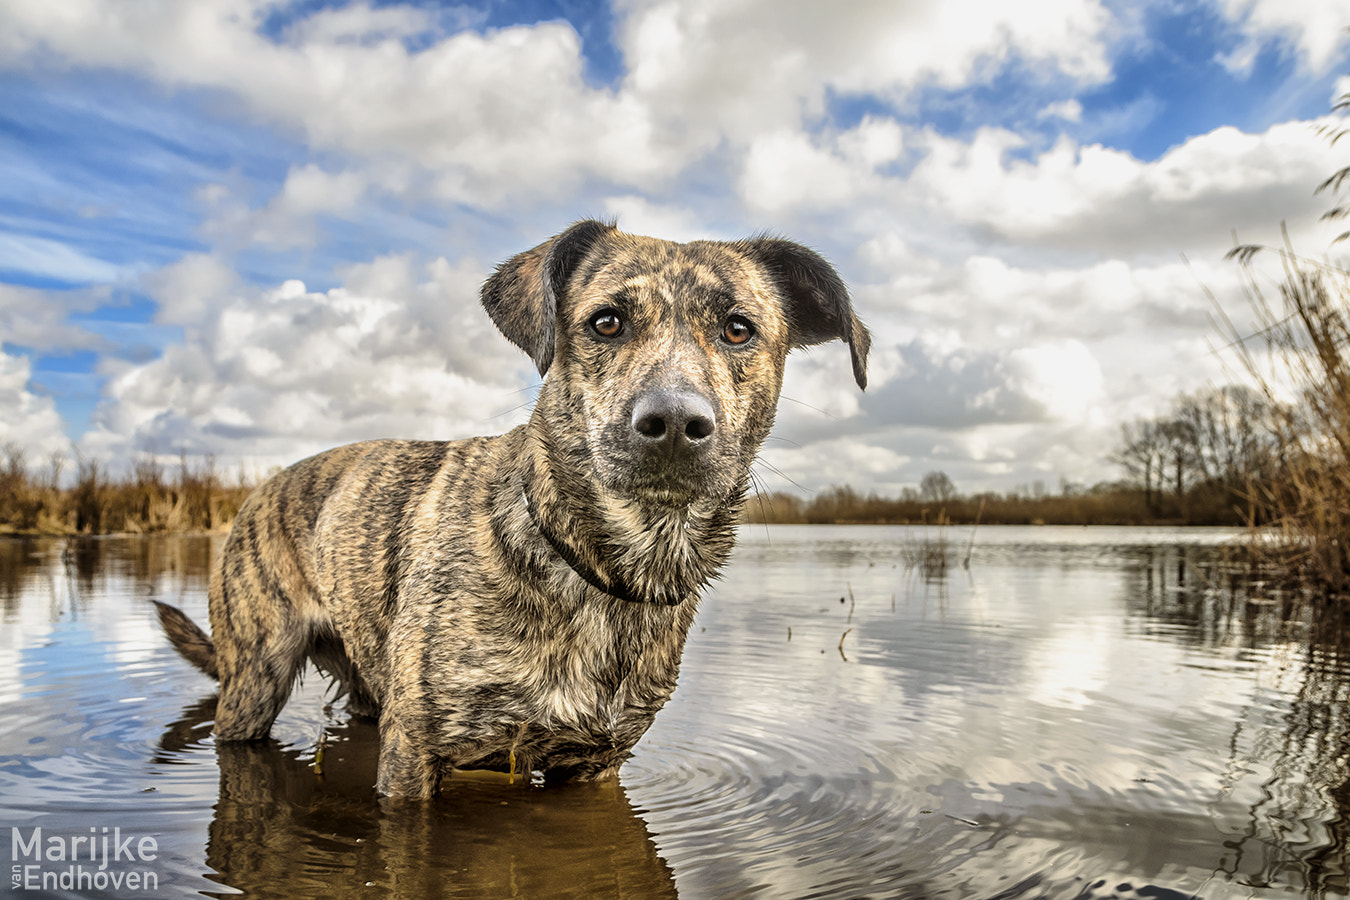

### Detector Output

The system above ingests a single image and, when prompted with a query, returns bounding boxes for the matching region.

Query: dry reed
[0,446,251,535]
[1214,237,1350,595]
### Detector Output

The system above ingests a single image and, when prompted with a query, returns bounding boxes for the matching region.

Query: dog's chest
[530,604,644,726]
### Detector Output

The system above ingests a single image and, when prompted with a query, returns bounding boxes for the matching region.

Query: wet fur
[155,220,870,798]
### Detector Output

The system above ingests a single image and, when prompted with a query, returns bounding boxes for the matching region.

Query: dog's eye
[590,310,623,338]
[722,315,755,346]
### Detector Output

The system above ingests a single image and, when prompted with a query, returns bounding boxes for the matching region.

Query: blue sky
[1,0,1347,494]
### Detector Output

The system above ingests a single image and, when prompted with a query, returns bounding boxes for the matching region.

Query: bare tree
[919,470,957,504]
[1111,418,1166,510]
[1173,386,1274,490]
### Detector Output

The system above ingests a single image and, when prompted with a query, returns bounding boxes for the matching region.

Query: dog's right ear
[481,220,615,377]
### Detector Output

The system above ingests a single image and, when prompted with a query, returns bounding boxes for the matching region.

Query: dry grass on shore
[0,446,251,536]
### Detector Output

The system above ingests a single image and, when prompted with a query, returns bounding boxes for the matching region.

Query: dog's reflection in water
[159,700,679,899]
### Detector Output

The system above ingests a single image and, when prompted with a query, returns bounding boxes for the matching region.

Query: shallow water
[3,526,1350,898]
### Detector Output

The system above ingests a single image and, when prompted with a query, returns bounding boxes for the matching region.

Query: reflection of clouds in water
[1026,618,1112,710]
[4,529,1350,897]
[633,524,1339,897]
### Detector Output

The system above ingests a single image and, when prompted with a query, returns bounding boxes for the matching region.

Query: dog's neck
[521,486,647,604]
[514,424,744,607]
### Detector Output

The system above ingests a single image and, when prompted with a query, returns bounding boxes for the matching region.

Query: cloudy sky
[1,0,1347,497]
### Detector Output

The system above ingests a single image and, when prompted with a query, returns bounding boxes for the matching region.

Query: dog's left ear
[741,239,871,390]
[481,219,615,376]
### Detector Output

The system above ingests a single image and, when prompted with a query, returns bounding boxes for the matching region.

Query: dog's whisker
[780,394,840,420]
[752,457,809,494]
[746,471,775,539]
[487,400,538,421]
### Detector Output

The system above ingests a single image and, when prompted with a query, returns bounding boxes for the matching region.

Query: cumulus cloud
[0,1,674,205]
[0,283,107,352]
[756,435,911,494]
[144,253,243,327]
[739,117,905,215]
[1007,339,1105,424]
[903,118,1344,257]
[616,0,1113,144]
[0,351,73,460]
[718,106,1342,273]
[82,252,531,471]
[760,246,1244,494]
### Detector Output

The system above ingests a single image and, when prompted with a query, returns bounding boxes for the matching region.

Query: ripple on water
[7,532,1350,899]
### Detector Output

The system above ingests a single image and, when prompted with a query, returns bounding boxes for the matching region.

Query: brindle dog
[155,219,870,798]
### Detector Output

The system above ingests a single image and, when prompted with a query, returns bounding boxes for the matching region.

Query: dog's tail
[153,601,220,681]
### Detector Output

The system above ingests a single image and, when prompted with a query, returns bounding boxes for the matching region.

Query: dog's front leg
[376,717,444,799]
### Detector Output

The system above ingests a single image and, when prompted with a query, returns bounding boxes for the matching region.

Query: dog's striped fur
[156,220,870,798]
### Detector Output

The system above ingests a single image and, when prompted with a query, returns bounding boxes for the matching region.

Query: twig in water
[313,729,327,777]
[963,497,985,569]
[838,627,853,661]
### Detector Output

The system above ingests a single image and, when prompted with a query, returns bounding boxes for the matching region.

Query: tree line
[746,384,1283,528]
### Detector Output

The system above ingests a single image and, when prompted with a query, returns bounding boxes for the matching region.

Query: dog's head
[482,220,870,507]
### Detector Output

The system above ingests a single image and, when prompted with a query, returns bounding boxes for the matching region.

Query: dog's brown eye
[722,316,754,345]
[590,310,623,338]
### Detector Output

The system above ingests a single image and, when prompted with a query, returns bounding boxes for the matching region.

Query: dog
[155,219,870,798]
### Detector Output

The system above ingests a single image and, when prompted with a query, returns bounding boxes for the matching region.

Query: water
[3,526,1349,898]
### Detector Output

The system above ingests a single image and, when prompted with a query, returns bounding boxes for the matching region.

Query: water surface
[3,526,1348,898]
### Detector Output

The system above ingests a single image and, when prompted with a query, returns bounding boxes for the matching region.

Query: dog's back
[162,438,494,730]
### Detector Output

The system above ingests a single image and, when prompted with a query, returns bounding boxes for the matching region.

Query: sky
[1,0,1348,498]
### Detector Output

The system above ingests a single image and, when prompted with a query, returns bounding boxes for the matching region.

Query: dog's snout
[631,390,716,450]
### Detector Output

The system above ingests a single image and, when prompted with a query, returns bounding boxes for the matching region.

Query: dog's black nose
[631,389,716,451]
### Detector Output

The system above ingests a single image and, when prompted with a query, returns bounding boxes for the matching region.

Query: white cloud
[600,196,711,243]
[741,131,862,215]
[1037,99,1084,122]
[82,251,531,470]
[199,164,375,250]
[616,0,1113,145]
[0,283,106,351]
[740,117,904,215]
[1007,339,1105,424]
[281,2,450,45]
[0,232,126,284]
[908,118,1344,255]
[0,351,73,460]
[145,253,242,327]
[1215,0,1350,73]
[757,436,911,492]
[721,106,1340,275]
[0,1,674,205]
[763,245,1247,493]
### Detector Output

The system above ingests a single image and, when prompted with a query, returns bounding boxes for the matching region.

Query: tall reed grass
[0,445,251,535]
[1215,240,1350,594]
